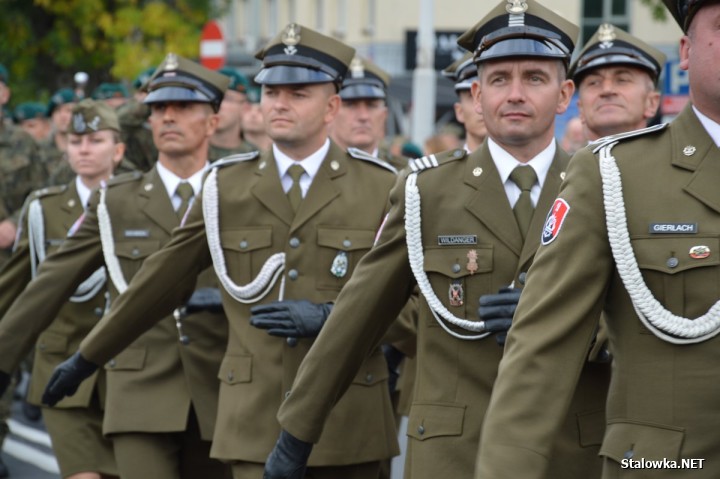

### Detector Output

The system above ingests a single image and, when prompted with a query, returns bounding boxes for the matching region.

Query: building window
[581,0,629,45]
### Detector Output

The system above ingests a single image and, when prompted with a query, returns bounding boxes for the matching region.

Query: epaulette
[29,184,67,201]
[210,151,260,169]
[591,123,667,154]
[408,148,466,174]
[347,147,397,174]
[106,170,143,186]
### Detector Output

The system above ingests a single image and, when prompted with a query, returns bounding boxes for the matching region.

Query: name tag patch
[649,223,697,234]
[124,229,150,238]
[438,235,477,246]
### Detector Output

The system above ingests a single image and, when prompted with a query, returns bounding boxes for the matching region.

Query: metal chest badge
[330,251,349,278]
[689,245,711,259]
[449,280,464,307]
[466,250,478,274]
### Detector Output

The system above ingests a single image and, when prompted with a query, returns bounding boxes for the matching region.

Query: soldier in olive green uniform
[571,24,665,142]
[0,56,232,479]
[209,67,256,161]
[44,24,400,479]
[476,2,720,478]
[0,99,122,479]
[262,2,609,479]
[331,56,408,171]
[442,52,487,153]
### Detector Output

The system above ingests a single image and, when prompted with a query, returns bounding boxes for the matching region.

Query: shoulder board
[29,184,67,201]
[408,148,466,174]
[106,170,143,187]
[591,123,667,154]
[210,151,261,169]
[347,147,397,174]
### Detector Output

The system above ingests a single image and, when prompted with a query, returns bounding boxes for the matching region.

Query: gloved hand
[250,300,333,338]
[42,352,98,406]
[184,287,224,314]
[382,344,404,395]
[264,429,313,479]
[0,370,10,398]
[478,287,522,346]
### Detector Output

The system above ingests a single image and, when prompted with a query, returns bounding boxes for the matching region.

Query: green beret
[92,83,130,100]
[0,64,7,84]
[457,0,578,65]
[254,23,355,86]
[340,57,390,100]
[442,52,477,92]
[218,67,250,93]
[569,24,667,83]
[144,53,230,112]
[14,102,48,123]
[70,99,120,134]
[48,88,77,116]
[133,67,156,91]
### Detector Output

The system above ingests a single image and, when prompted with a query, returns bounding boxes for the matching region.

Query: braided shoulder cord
[98,186,129,294]
[600,142,720,344]
[405,172,490,341]
[202,168,286,304]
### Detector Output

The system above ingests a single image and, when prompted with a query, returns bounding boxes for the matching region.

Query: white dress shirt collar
[693,106,720,147]
[274,139,330,196]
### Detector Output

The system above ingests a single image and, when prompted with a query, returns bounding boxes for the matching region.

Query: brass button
[518,272,527,285]
[131,248,140,257]
[288,269,299,280]
[417,425,425,435]
[667,257,679,268]
[624,450,634,460]
[287,337,298,347]
[239,240,248,249]
[289,237,300,248]
[452,264,461,273]
[343,239,352,248]
[108,359,117,368]
[227,371,234,382]
[365,373,373,383]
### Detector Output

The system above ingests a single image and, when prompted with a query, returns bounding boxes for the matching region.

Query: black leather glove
[250,300,333,338]
[42,352,98,406]
[264,429,313,479]
[382,344,404,395]
[478,287,522,346]
[184,287,224,314]
[0,370,10,398]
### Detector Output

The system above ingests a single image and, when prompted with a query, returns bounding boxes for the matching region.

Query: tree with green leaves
[0,0,227,104]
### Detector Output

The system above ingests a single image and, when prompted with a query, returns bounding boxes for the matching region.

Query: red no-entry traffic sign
[200,21,226,70]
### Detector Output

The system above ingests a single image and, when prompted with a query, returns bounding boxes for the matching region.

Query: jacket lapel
[674,105,720,214]
[251,150,294,226]
[464,142,523,256]
[138,167,178,234]
[289,142,343,233]
[60,181,84,231]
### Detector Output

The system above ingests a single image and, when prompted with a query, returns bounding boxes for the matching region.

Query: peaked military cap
[569,24,666,84]
[133,67,156,91]
[442,52,477,92]
[339,56,390,100]
[457,0,578,65]
[14,102,47,123]
[48,88,77,116]
[92,82,129,100]
[70,99,120,134]
[254,23,355,86]
[144,53,230,112]
[219,67,250,94]
[663,0,709,32]
[0,64,8,84]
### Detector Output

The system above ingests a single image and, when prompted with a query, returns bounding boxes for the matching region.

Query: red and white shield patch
[541,198,570,246]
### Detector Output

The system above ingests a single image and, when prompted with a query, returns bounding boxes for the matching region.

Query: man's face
[473,58,573,150]
[148,101,218,157]
[261,83,339,147]
[242,103,265,135]
[20,118,50,141]
[330,98,387,152]
[51,103,75,134]
[680,3,720,121]
[103,97,127,109]
[0,82,8,108]
[67,130,123,182]
[577,66,659,140]
[454,89,487,145]
[216,90,250,134]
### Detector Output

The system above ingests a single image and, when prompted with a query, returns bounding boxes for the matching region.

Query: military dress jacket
[0,181,107,407]
[278,141,609,479]
[78,141,400,465]
[476,104,720,479]
[0,166,227,439]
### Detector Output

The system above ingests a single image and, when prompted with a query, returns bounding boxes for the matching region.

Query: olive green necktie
[287,164,305,213]
[175,182,194,220]
[509,165,537,241]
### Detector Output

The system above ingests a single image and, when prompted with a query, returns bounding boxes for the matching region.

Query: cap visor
[477,38,569,63]
[340,84,386,100]
[144,86,212,104]
[254,65,335,85]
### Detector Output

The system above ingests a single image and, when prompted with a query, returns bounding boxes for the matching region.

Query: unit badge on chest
[449,281,464,307]
[466,250,478,274]
[330,251,348,278]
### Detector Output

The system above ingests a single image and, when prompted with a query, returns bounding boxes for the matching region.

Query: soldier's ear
[471,80,482,116]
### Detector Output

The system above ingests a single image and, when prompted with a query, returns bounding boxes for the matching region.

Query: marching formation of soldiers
[0,1,718,479]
